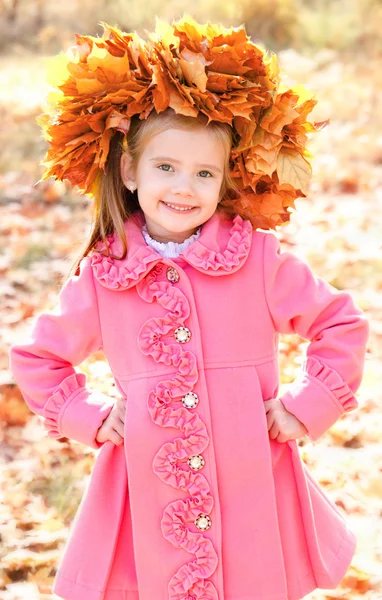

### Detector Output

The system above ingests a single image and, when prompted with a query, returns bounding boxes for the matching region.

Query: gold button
[195,514,211,530]
[166,267,179,283]
[174,326,191,343]
[188,454,205,470]
[182,392,199,409]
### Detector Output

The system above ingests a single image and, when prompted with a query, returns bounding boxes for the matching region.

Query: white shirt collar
[141,223,202,258]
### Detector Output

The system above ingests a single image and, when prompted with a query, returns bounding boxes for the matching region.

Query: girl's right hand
[95,397,126,446]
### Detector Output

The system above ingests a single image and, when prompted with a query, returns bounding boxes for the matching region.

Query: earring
[129,184,136,192]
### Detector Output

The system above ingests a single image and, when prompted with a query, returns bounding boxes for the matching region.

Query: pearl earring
[129,184,136,192]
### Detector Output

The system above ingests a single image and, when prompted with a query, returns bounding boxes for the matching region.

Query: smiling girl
[119,112,230,244]
[9,16,368,600]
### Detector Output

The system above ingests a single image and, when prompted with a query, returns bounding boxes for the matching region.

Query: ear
[120,152,136,189]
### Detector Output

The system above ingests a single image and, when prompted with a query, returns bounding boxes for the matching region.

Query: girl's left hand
[263,398,308,443]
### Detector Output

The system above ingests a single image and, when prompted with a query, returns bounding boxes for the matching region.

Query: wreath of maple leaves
[36,14,328,229]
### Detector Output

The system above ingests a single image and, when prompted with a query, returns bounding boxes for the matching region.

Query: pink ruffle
[42,372,87,438]
[136,272,219,599]
[181,214,252,273]
[172,578,219,600]
[89,213,252,291]
[90,234,161,291]
[304,356,357,411]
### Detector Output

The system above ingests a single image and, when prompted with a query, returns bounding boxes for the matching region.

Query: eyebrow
[149,156,222,173]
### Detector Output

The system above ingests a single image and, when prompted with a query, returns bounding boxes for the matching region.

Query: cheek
[138,174,164,196]
[204,180,222,199]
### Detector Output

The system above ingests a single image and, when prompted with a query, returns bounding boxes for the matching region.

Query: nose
[171,172,194,197]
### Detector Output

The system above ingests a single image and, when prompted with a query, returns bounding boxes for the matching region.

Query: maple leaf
[277,148,312,195]
[35,15,323,229]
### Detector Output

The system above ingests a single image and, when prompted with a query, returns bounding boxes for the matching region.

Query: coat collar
[90,209,253,290]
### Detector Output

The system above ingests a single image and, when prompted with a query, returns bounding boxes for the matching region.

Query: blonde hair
[65,107,241,281]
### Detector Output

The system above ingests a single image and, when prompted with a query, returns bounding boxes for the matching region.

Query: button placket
[137,252,218,596]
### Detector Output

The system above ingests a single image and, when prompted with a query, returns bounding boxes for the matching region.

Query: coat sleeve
[8,256,115,449]
[262,231,369,441]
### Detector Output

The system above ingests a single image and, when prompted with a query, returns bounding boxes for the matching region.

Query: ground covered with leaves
[0,49,381,599]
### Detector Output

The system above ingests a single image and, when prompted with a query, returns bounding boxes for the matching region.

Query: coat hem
[53,573,139,600]
[52,509,356,600]
[314,523,357,587]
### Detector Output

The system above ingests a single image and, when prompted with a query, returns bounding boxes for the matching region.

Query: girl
[9,16,369,600]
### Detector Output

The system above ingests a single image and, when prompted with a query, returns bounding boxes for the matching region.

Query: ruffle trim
[304,356,357,411]
[42,372,87,438]
[136,272,219,599]
[89,212,252,290]
[90,237,161,290]
[181,214,252,274]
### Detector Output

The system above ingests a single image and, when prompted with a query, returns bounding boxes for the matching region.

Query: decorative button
[174,326,191,343]
[195,514,212,531]
[188,454,205,470]
[182,392,199,409]
[166,266,179,283]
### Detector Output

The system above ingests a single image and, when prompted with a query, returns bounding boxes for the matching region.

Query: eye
[157,164,213,178]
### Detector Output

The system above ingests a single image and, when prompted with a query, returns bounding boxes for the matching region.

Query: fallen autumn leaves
[0,50,381,600]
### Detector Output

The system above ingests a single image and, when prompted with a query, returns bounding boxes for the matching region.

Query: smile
[161,201,196,212]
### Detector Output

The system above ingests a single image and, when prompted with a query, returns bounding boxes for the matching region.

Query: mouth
[161,201,197,213]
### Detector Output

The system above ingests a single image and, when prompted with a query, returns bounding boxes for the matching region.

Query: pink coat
[9,208,369,600]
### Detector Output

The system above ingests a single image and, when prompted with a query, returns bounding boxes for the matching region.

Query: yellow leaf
[277,148,312,194]
[87,47,131,83]
[264,51,280,82]
[44,53,70,88]
[153,17,179,49]
[290,84,315,106]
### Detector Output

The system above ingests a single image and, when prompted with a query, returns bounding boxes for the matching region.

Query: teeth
[164,202,195,211]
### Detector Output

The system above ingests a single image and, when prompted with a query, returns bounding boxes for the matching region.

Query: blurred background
[0,1,381,599]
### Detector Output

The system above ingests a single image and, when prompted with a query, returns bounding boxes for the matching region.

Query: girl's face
[120,127,226,243]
